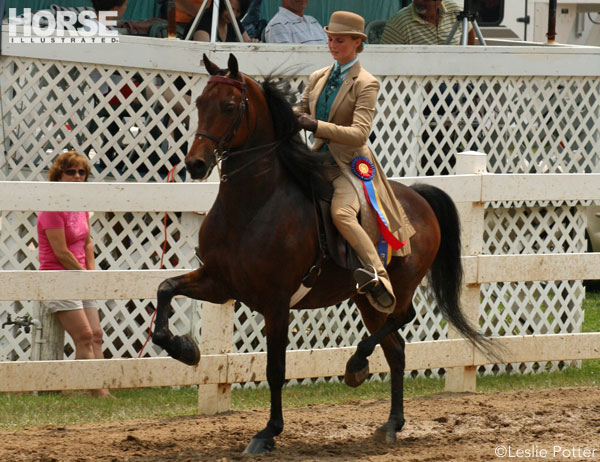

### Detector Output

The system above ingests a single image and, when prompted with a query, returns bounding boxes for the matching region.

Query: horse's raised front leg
[152,269,224,366]
[244,307,289,454]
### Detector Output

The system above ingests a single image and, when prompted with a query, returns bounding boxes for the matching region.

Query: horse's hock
[0,40,599,392]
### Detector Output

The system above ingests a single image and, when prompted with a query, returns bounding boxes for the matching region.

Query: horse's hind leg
[244,307,289,454]
[152,269,224,365]
[373,328,409,442]
[349,298,416,442]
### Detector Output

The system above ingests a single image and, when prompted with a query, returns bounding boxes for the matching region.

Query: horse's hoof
[179,335,201,365]
[373,418,405,443]
[169,335,201,366]
[344,354,369,388]
[243,437,275,454]
[373,424,397,443]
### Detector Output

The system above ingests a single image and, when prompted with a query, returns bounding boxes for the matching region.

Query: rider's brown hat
[324,11,367,41]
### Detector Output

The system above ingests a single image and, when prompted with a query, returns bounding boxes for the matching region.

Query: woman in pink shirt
[37,151,111,397]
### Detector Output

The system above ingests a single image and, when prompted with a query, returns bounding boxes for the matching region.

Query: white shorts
[42,300,98,314]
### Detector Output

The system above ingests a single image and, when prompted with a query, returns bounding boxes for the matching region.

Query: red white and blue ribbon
[351,156,406,265]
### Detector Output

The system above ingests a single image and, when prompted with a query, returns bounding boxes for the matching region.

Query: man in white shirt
[264,0,327,44]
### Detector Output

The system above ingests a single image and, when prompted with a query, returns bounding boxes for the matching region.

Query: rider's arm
[314,77,379,148]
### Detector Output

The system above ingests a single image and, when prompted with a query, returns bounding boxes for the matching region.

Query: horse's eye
[223,102,236,113]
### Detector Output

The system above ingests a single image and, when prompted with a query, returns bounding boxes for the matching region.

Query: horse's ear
[203,54,220,76]
[227,53,239,79]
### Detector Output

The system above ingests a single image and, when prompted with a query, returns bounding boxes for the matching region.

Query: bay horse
[152,54,495,454]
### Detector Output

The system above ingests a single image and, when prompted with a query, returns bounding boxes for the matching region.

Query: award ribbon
[351,156,406,265]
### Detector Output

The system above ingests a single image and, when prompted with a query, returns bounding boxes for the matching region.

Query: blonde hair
[47,151,91,182]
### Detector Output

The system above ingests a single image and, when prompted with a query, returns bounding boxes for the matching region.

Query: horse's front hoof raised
[243,437,275,454]
[344,354,369,388]
[169,335,201,366]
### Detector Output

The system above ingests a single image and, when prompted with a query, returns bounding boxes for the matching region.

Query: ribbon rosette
[351,156,375,181]
[351,157,406,262]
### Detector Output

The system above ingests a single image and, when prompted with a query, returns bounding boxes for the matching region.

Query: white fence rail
[1,154,599,410]
[1,38,599,407]
[2,41,598,373]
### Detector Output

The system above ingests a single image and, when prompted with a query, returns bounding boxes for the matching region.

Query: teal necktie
[325,67,343,102]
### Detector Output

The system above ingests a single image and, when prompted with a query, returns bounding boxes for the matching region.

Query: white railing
[1,153,599,412]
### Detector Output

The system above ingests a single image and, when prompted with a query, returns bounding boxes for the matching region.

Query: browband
[209,74,245,89]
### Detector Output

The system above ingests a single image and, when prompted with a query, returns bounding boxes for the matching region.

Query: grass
[0,292,598,431]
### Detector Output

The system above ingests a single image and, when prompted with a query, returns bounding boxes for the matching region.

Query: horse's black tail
[411,183,499,360]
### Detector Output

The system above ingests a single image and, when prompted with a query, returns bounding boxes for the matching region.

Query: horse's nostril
[185,158,207,179]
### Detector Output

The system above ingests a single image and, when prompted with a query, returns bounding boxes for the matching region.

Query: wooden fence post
[197,300,235,414]
[30,303,65,361]
[444,151,486,393]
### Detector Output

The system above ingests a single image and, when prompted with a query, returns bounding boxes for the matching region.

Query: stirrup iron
[354,265,379,294]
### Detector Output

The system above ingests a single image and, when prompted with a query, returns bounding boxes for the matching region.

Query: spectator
[37,152,112,398]
[381,0,475,45]
[264,0,327,44]
[241,0,266,40]
[177,0,257,42]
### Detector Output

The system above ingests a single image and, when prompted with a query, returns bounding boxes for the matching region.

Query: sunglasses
[63,168,87,176]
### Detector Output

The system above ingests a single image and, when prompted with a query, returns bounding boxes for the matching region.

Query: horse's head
[185,53,253,180]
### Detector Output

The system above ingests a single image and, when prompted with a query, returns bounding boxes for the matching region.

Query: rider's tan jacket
[299,61,415,258]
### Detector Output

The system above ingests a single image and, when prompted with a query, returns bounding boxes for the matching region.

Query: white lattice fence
[1,42,598,378]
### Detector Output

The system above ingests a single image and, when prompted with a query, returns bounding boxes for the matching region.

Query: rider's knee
[331,204,357,228]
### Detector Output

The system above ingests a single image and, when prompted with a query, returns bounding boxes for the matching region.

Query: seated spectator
[264,0,327,44]
[177,0,257,42]
[381,0,475,45]
[37,151,112,398]
[241,0,266,40]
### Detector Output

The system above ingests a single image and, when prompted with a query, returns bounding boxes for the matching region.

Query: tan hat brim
[323,26,367,41]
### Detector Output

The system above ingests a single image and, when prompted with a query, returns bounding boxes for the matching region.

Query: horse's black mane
[260,76,335,201]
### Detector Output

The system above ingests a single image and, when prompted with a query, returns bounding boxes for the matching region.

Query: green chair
[365,19,387,44]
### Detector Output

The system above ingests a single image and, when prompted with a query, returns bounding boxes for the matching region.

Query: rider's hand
[297,113,318,132]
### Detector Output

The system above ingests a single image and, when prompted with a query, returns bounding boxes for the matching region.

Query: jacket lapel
[309,65,333,117]
[328,61,361,122]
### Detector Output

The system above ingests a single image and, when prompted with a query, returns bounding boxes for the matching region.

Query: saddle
[302,198,362,287]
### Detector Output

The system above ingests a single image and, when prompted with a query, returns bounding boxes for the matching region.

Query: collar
[334,57,359,77]
[411,1,448,25]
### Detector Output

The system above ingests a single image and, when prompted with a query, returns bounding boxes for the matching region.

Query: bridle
[195,74,249,162]
[196,72,285,183]
[193,73,286,182]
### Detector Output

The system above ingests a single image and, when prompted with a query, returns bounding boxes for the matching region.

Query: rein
[195,73,285,182]
[218,140,283,182]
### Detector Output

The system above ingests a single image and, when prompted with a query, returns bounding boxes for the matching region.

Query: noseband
[195,74,249,164]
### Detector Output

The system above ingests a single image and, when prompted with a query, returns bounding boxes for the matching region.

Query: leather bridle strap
[195,73,248,160]
[207,74,245,89]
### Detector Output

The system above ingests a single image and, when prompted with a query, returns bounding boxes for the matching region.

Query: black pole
[524,0,528,41]
[547,0,557,43]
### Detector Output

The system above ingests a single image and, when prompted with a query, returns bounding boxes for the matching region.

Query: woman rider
[296,11,415,314]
